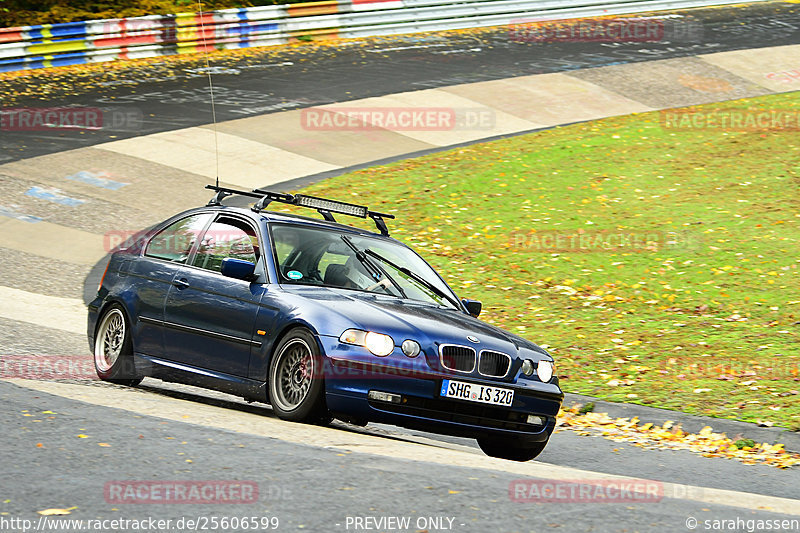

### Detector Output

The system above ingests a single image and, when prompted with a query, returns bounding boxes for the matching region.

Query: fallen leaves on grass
[557,406,800,469]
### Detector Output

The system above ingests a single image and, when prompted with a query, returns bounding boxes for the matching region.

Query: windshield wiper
[340,236,407,299]
[363,248,462,310]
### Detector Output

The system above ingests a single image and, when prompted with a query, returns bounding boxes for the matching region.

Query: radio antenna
[197,0,220,187]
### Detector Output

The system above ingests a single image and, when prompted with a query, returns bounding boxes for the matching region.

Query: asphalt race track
[1,1,799,162]
[2,378,800,532]
[1,1,800,532]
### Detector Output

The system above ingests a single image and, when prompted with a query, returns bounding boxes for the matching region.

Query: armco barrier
[0,0,768,72]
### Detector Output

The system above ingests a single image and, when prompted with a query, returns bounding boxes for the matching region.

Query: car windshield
[270,223,460,309]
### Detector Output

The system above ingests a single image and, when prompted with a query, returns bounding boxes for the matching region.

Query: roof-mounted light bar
[205,185,395,235]
[294,194,368,218]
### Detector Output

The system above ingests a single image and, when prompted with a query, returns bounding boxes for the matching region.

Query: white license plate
[440,379,514,407]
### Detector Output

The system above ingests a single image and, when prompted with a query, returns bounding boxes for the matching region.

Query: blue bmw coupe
[88,186,563,461]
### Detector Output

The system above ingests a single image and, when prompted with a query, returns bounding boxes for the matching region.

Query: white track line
[0,286,86,335]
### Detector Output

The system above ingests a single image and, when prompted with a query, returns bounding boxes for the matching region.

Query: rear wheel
[268,328,328,423]
[477,436,548,461]
[93,304,142,386]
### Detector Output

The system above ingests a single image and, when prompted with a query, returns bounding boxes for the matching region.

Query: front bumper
[319,336,563,442]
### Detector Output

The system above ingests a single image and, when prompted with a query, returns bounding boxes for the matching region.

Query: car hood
[281,286,550,359]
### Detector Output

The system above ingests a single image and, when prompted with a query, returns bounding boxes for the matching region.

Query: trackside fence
[0,0,767,72]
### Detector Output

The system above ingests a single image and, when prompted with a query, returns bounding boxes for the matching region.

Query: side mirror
[221,258,256,281]
[462,298,482,318]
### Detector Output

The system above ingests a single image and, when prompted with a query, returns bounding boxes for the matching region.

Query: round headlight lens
[537,360,554,382]
[401,340,421,358]
[365,332,394,357]
[521,359,534,376]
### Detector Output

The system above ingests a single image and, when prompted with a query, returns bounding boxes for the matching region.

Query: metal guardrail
[0,0,765,72]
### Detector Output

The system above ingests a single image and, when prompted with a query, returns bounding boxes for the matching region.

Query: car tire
[476,437,548,462]
[268,327,329,424]
[93,304,143,386]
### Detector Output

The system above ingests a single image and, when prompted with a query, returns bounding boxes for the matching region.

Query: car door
[161,214,265,377]
[129,212,212,357]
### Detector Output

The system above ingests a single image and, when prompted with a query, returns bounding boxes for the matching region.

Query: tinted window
[192,217,259,273]
[145,214,210,264]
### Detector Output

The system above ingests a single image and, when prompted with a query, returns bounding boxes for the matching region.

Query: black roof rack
[205,185,395,236]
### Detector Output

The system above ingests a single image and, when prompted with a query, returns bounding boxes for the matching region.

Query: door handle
[173,278,190,290]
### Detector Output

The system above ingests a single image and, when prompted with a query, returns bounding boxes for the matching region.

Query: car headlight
[366,332,394,356]
[340,329,395,357]
[537,360,554,382]
[521,359,534,376]
[340,329,367,346]
[401,339,421,358]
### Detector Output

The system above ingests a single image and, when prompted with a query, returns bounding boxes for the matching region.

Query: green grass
[284,92,800,428]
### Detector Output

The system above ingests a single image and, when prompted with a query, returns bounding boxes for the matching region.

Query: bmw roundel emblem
[467,335,480,343]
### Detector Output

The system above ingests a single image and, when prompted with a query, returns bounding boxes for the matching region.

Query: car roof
[199,204,393,241]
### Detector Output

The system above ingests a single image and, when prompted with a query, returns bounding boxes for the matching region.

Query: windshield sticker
[287,270,303,280]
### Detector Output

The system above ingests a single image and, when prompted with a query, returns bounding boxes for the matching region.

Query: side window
[192,217,260,273]
[145,214,210,264]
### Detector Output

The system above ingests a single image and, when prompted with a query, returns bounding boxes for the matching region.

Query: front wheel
[268,328,328,423]
[93,304,142,386]
[477,436,548,461]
